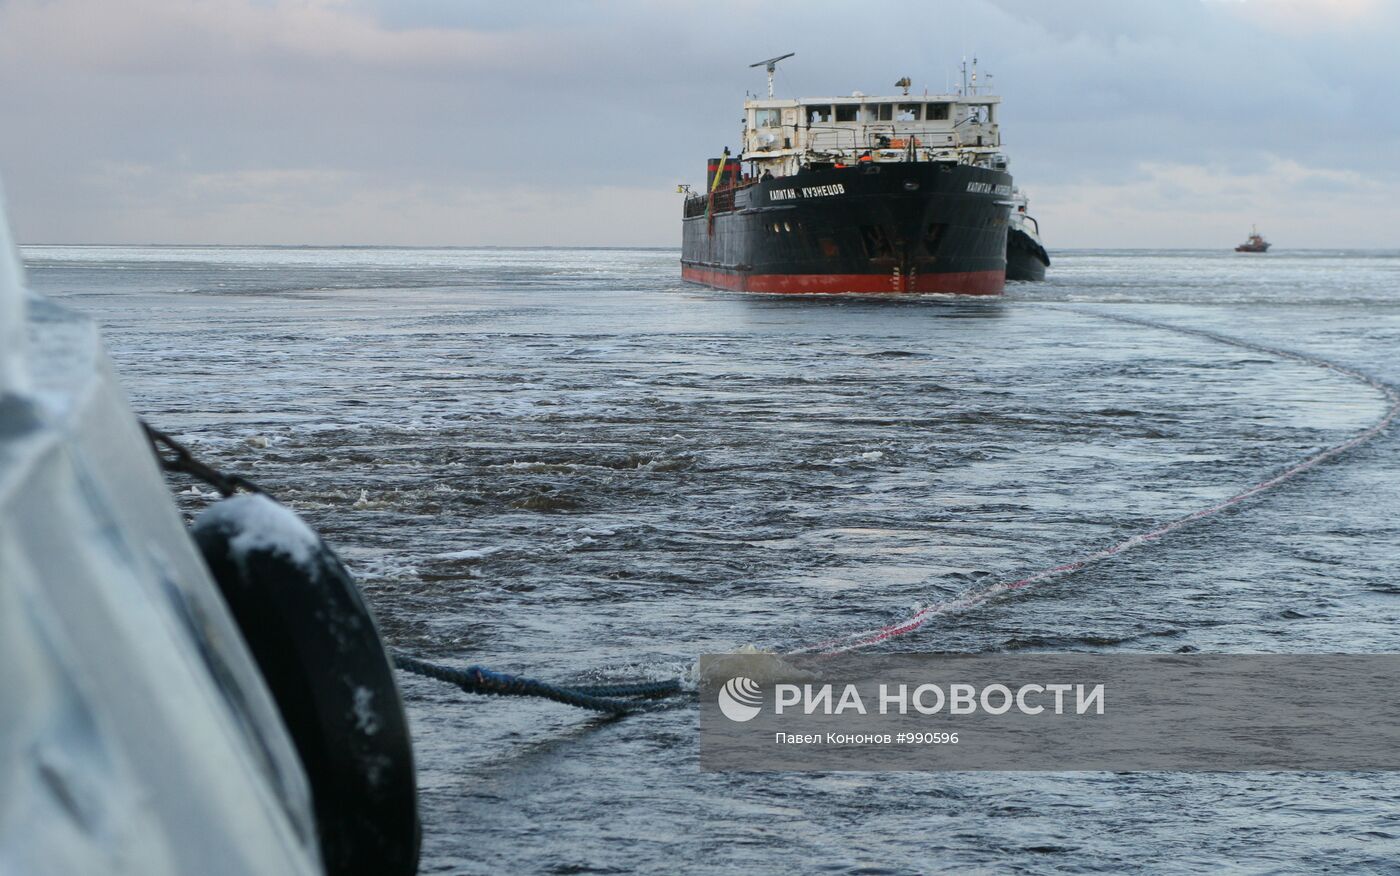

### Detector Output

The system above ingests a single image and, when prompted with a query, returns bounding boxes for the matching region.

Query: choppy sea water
[24,245,1400,874]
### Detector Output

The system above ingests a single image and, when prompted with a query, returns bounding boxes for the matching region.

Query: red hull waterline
[681,265,1005,296]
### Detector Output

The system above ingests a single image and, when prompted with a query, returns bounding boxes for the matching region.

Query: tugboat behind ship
[1006,188,1050,281]
[1235,226,1271,253]
[681,55,1016,295]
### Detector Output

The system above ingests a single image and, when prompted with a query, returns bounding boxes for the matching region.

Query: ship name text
[966,182,1013,196]
[769,183,846,202]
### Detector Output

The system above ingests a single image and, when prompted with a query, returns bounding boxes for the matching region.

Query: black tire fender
[192,493,419,876]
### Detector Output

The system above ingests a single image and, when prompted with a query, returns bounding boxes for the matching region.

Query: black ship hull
[681,162,1013,295]
[1006,225,1049,281]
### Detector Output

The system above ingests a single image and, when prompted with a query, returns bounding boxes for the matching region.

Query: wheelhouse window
[835,104,859,123]
[897,104,920,121]
[757,108,782,128]
[870,104,893,121]
[804,105,833,124]
[925,102,949,121]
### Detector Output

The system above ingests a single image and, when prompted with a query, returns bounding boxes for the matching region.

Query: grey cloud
[0,0,1396,246]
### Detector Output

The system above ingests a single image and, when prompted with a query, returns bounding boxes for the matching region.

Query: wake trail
[791,308,1400,655]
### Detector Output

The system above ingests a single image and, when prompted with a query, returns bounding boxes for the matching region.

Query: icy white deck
[0,188,322,875]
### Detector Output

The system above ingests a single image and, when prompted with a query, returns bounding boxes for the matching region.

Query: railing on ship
[802,123,966,154]
[683,179,757,219]
[684,120,999,220]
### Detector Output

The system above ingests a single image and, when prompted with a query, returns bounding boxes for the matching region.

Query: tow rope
[145,423,264,497]
[795,309,1400,655]
[391,653,684,716]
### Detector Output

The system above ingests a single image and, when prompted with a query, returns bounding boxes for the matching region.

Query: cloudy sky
[0,0,1395,248]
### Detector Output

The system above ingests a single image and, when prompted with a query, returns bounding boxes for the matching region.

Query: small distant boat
[1235,226,1270,253]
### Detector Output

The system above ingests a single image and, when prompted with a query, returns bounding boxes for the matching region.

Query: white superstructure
[740,59,1007,177]
[1008,188,1044,248]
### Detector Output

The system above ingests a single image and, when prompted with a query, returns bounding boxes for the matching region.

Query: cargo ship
[681,56,1016,295]
[1006,188,1050,281]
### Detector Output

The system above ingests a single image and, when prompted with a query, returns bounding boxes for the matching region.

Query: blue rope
[392,652,687,716]
[570,679,685,698]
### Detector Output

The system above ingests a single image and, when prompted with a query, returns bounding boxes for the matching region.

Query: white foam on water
[690,644,816,688]
[432,547,503,560]
[829,450,885,464]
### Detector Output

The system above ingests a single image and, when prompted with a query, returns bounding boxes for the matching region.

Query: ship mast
[750,52,795,98]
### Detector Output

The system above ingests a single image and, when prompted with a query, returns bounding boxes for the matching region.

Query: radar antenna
[750,52,795,98]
